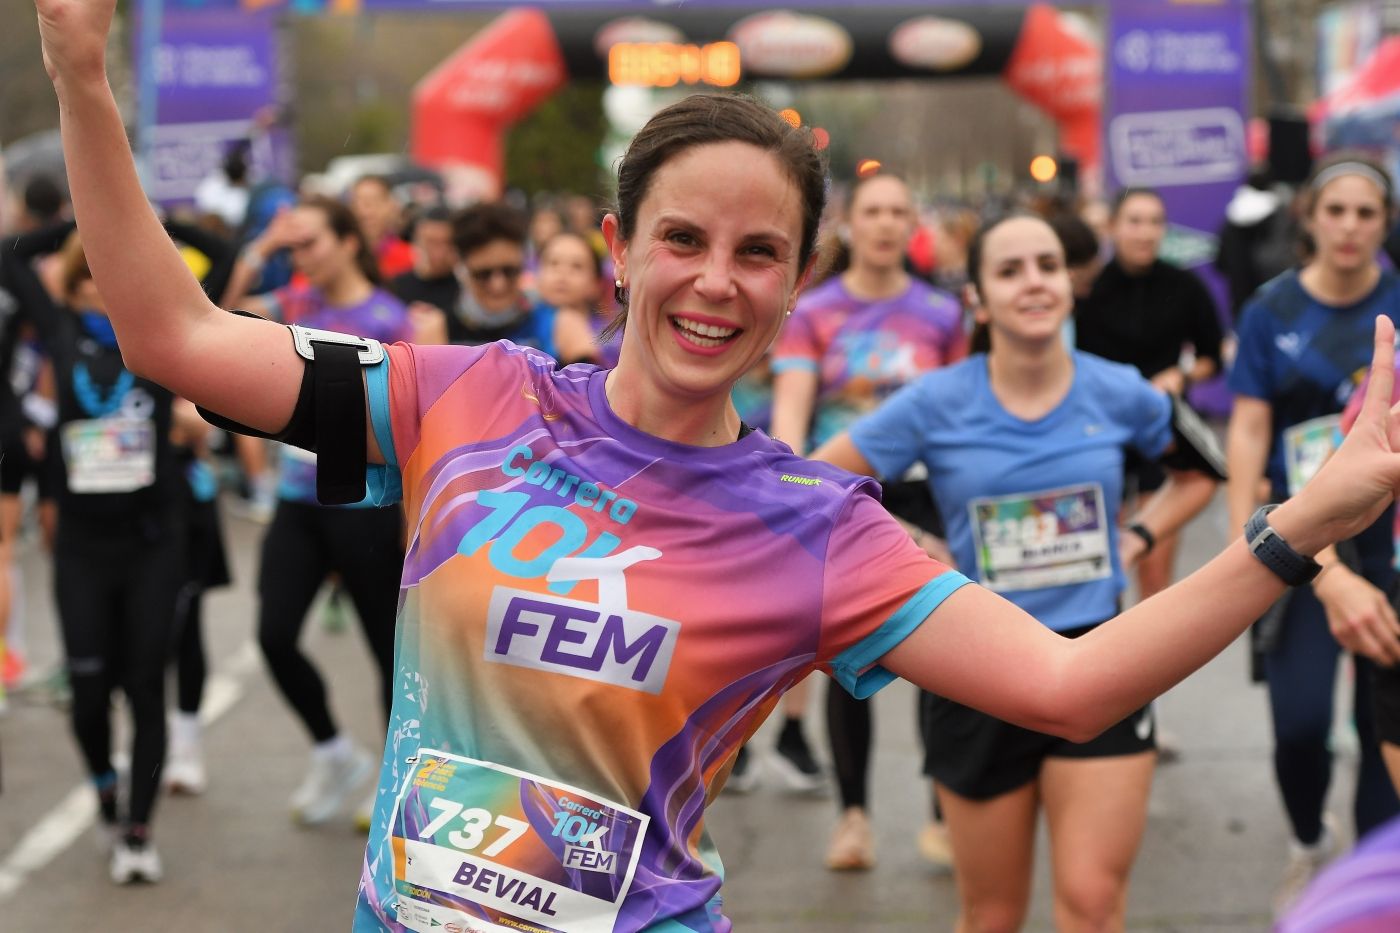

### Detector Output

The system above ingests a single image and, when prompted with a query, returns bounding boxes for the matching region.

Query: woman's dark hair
[453,201,529,259]
[1301,150,1395,216]
[1109,187,1164,219]
[1047,212,1099,269]
[540,231,603,280]
[301,195,380,285]
[404,204,454,241]
[603,94,828,339]
[24,175,65,224]
[966,211,1057,354]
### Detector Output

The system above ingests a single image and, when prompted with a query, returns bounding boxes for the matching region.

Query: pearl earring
[615,278,624,288]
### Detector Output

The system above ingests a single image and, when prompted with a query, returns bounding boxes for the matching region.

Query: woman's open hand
[35,0,116,88]
[1277,316,1400,555]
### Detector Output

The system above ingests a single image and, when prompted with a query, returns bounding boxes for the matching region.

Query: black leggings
[256,501,402,744]
[173,582,206,715]
[826,479,942,812]
[55,527,184,828]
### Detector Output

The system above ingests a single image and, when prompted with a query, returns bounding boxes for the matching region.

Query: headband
[1311,161,1392,199]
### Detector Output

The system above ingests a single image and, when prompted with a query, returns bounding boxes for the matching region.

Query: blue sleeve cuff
[770,357,820,374]
[364,357,402,506]
[830,570,974,699]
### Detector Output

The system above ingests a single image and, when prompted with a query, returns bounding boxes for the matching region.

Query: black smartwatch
[1127,523,1156,554]
[1244,505,1322,586]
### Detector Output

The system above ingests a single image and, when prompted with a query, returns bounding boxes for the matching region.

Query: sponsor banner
[133,11,291,205]
[1105,0,1249,241]
[1105,0,1247,419]
[545,6,1027,81]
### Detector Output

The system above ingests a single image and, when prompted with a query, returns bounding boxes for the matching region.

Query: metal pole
[136,0,163,187]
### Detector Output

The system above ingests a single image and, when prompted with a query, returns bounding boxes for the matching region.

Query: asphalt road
[0,489,1364,931]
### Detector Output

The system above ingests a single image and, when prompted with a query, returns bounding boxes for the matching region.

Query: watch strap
[1244,504,1322,586]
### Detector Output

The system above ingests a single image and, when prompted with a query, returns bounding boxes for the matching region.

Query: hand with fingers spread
[1315,565,1400,666]
[35,0,116,88]
[1272,317,1400,559]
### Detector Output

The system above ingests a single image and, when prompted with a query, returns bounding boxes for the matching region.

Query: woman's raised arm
[36,0,300,436]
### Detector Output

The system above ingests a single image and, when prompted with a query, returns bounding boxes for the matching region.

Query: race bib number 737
[390,750,649,933]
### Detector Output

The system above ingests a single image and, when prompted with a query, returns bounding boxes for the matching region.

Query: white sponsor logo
[1115,28,1241,75]
[888,16,982,72]
[1110,107,1245,187]
[1275,332,1305,359]
[729,11,853,78]
[593,17,685,58]
[484,548,680,694]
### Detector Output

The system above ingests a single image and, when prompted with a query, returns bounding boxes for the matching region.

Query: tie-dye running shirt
[771,277,966,450]
[353,340,970,932]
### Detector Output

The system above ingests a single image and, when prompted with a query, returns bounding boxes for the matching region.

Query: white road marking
[0,642,261,901]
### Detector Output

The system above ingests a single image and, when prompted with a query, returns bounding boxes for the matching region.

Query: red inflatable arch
[411,3,1101,196]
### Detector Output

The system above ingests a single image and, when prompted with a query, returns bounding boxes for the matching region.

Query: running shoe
[770,720,827,795]
[110,841,163,884]
[917,819,954,872]
[1273,814,1338,918]
[164,714,207,795]
[721,746,761,795]
[291,743,373,825]
[320,587,351,634]
[163,745,207,796]
[825,807,875,871]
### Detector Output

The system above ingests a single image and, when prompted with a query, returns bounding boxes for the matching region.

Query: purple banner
[133,10,290,205]
[1105,0,1249,416]
[1105,0,1249,265]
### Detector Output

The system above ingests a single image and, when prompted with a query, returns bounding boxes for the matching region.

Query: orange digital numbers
[608,42,742,88]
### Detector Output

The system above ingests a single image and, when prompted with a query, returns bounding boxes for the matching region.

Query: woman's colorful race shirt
[354,341,969,932]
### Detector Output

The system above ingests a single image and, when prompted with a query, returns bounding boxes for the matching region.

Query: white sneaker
[163,747,207,796]
[1274,815,1339,918]
[110,841,163,884]
[291,743,373,825]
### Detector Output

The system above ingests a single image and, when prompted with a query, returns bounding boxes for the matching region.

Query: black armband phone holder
[196,311,383,506]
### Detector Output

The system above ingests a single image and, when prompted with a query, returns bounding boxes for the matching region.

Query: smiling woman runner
[35,1,1400,927]
[812,212,1221,931]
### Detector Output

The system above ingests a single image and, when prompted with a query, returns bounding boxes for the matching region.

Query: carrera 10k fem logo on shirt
[464,444,680,694]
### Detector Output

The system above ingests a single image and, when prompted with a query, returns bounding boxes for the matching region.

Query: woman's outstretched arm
[883,318,1400,740]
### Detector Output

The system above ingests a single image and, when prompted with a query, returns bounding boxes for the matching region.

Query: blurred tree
[505,83,608,199]
[0,0,58,147]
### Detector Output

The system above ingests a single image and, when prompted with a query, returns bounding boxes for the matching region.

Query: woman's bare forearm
[55,77,216,373]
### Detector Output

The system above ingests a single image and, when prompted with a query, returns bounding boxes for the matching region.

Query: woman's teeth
[671,317,738,347]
